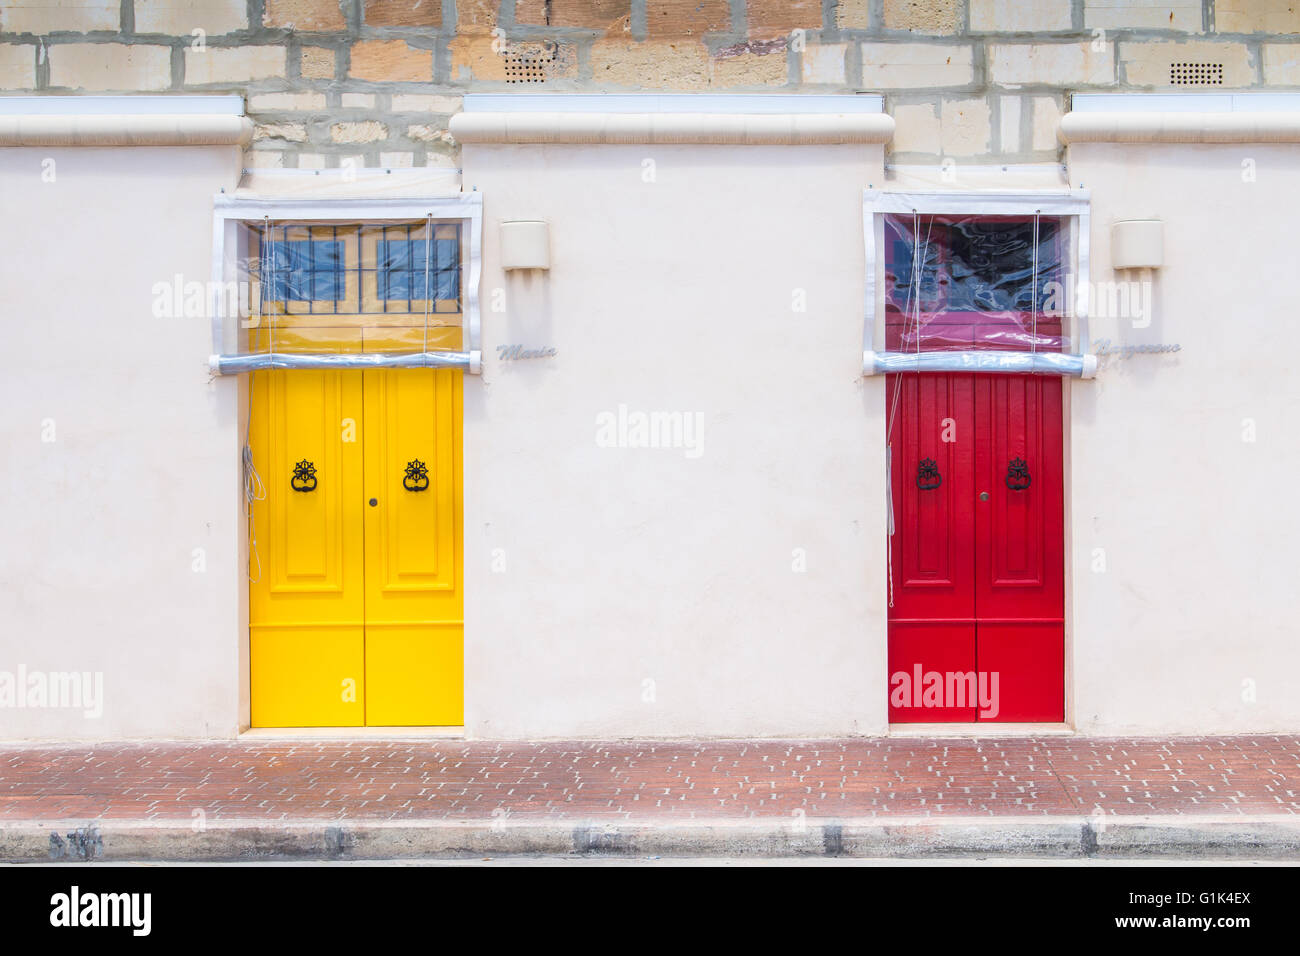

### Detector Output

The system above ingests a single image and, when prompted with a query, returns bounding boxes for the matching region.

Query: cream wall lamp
[1111,219,1163,271]
[1110,219,1162,331]
[500,220,551,270]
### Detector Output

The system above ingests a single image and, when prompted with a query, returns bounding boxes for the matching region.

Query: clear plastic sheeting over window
[862,190,1094,378]
[884,214,1066,353]
[208,194,483,375]
[229,219,464,361]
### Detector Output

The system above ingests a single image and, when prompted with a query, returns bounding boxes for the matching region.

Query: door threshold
[888,722,1074,737]
[240,726,465,741]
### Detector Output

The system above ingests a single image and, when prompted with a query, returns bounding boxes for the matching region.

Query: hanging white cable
[884,212,916,441]
[885,212,917,610]
[886,213,915,610]
[239,219,272,583]
[1031,210,1041,367]
[242,374,266,584]
[422,213,433,365]
[886,212,933,441]
[886,210,933,610]
[266,216,277,362]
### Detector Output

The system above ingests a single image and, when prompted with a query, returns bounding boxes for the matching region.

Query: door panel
[975,623,1064,722]
[365,626,464,726]
[887,373,975,621]
[973,376,1064,722]
[362,366,464,725]
[249,361,365,727]
[887,373,977,722]
[974,376,1064,621]
[250,626,365,727]
[888,623,978,722]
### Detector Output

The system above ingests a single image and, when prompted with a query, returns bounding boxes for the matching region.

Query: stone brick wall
[2,1,1300,167]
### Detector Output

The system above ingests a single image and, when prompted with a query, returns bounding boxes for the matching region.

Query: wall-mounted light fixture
[1111,219,1163,271]
[500,220,550,271]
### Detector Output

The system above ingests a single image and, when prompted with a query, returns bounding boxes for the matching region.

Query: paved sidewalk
[2,736,1298,861]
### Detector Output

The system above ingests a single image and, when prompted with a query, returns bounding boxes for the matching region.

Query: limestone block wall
[2,2,1300,166]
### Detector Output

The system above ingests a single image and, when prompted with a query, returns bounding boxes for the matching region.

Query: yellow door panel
[248,361,363,626]
[363,366,464,725]
[250,626,364,727]
[248,342,365,727]
[362,367,463,624]
[364,625,464,726]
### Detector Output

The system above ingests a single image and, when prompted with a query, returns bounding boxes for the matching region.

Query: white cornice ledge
[1060,110,1300,144]
[450,111,895,145]
[0,114,253,147]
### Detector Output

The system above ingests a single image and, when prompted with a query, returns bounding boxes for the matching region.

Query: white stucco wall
[461,144,891,738]
[3,135,1296,741]
[1065,142,1300,734]
[0,146,243,739]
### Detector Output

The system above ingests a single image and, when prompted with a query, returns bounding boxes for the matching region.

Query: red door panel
[886,373,975,622]
[976,623,1065,722]
[887,373,977,722]
[888,623,978,722]
[973,376,1064,722]
[974,376,1064,622]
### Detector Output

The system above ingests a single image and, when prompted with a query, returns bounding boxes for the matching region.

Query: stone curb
[3,816,1299,862]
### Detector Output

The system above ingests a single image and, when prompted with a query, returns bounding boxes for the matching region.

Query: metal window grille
[249,221,464,315]
[377,236,460,302]
[263,240,344,302]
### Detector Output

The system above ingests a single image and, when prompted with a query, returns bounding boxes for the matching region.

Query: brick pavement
[2,735,1298,824]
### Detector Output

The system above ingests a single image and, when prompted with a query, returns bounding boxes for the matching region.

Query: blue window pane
[265,240,344,301]
[379,238,459,301]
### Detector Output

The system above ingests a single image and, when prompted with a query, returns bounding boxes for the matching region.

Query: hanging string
[422,213,433,365]
[263,216,278,362]
[886,210,934,610]
[242,375,266,583]
[886,211,933,442]
[241,217,273,583]
[1031,210,1041,369]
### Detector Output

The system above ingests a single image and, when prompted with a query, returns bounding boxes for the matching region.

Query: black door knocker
[403,459,430,492]
[291,459,317,492]
[1005,456,1032,491]
[916,457,942,491]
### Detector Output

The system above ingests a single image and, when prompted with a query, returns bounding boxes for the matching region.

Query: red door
[887,372,1064,722]
[887,373,978,721]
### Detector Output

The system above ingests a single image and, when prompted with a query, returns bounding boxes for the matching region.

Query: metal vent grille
[503,43,557,84]
[1170,62,1224,85]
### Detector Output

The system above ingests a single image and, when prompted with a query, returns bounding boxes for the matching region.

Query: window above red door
[884,214,1067,353]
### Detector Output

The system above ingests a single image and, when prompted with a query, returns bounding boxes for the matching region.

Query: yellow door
[248,358,366,727]
[249,356,463,727]
[362,366,464,726]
